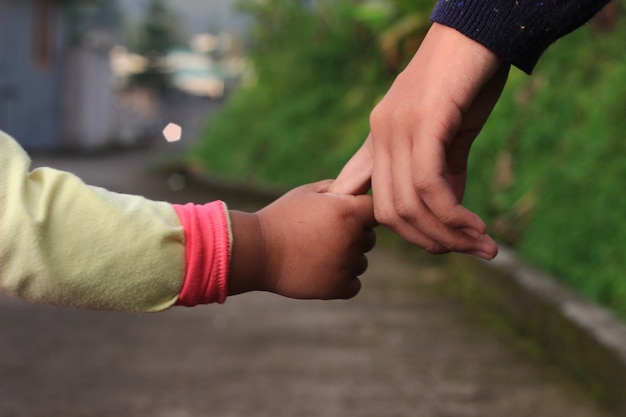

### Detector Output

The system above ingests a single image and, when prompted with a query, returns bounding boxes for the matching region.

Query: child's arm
[1,131,376,312]
[0,131,185,312]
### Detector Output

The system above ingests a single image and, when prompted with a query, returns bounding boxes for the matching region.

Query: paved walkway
[0,146,613,417]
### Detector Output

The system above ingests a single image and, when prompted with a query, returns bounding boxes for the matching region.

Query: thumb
[328,134,374,195]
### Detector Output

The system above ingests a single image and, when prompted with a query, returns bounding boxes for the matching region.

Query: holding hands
[2,4,605,311]
[227,23,512,305]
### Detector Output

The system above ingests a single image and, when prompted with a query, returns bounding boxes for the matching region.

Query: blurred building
[0,0,138,151]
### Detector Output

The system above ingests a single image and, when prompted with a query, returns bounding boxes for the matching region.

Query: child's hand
[228,180,377,300]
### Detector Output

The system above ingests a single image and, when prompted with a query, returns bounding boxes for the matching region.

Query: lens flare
[163,123,182,143]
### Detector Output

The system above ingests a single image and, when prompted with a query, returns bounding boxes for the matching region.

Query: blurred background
[1,0,623,322]
[1,0,626,416]
[0,0,247,151]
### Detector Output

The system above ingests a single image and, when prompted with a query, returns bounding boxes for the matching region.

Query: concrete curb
[449,248,626,414]
[168,163,285,203]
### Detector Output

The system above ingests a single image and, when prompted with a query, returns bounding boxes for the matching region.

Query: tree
[132,0,182,89]
[136,0,180,56]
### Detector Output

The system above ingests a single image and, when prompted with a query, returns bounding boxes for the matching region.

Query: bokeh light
[163,122,182,143]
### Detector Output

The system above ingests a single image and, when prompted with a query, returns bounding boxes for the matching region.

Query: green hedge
[466,23,626,317]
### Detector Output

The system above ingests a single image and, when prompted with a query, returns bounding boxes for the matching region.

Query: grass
[465,22,626,317]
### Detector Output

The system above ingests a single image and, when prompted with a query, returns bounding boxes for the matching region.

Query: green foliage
[464,23,626,317]
[192,0,430,187]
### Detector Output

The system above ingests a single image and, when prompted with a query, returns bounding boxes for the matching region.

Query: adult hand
[329,23,509,260]
[228,180,377,300]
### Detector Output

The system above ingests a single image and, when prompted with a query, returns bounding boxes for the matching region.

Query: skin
[228,180,377,300]
[329,23,510,261]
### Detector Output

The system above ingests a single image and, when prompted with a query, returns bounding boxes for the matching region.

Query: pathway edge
[449,247,626,414]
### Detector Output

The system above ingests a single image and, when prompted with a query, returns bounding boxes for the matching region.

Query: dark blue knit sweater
[431,0,610,73]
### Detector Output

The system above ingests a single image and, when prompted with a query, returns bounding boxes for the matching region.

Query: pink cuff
[173,201,231,306]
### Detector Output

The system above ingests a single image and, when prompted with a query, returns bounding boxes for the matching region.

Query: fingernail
[469,251,494,261]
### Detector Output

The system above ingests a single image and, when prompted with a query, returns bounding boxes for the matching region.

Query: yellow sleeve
[0,131,185,312]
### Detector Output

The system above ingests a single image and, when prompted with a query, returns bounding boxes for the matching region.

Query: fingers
[329,144,496,259]
[328,134,374,195]
[360,229,377,253]
[377,202,497,259]
[410,132,488,235]
[375,164,497,258]
[339,277,362,300]
[336,253,368,300]
[368,129,497,259]
[315,181,378,230]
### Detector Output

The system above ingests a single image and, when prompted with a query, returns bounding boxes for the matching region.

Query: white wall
[61,43,116,149]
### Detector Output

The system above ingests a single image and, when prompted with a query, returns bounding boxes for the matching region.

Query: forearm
[1,132,186,312]
[431,0,610,74]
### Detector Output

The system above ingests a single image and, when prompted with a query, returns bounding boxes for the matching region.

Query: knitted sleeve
[0,131,185,312]
[431,0,610,74]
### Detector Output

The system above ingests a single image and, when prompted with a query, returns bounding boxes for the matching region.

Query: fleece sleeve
[0,131,187,312]
[431,0,610,74]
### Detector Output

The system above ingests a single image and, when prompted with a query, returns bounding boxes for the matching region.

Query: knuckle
[370,101,404,133]
[412,175,434,195]
[423,242,449,255]
[394,200,415,222]
[373,205,392,226]
[438,238,456,252]
[369,103,386,127]
[437,211,458,227]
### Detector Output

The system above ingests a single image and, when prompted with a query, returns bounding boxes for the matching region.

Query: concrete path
[0,146,613,417]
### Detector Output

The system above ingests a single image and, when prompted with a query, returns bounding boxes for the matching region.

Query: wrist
[429,22,502,70]
[228,211,268,295]
[398,22,504,115]
[430,3,533,72]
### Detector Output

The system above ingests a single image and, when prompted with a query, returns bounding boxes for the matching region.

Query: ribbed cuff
[431,0,609,74]
[173,201,231,306]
